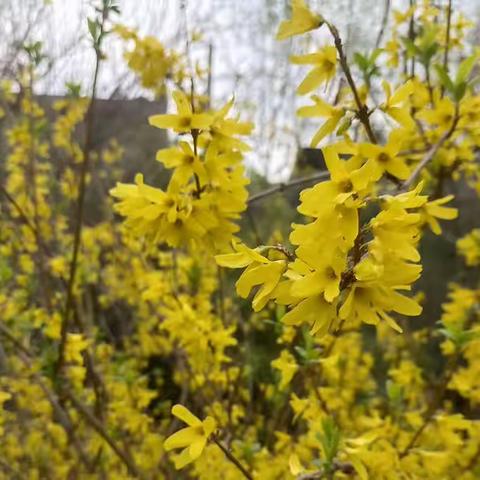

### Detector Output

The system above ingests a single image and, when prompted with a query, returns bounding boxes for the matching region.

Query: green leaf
[456,55,478,84]
[336,116,352,136]
[453,82,467,102]
[401,36,418,58]
[87,17,98,41]
[319,417,341,464]
[371,48,382,63]
[421,42,439,65]
[434,65,454,93]
[354,52,369,72]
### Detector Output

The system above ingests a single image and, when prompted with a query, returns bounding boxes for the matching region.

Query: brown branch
[441,0,453,97]
[443,0,453,72]
[248,171,330,205]
[56,6,108,376]
[375,0,391,49]
[400,105,459,190]
[408,0,416,79]
[326,22,377,143]
[213,435,253,480]
[0,184,37,235]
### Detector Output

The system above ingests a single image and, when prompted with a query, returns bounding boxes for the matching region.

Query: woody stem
[213,436,253,480]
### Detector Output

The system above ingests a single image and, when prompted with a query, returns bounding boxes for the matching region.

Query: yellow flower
[290,46,337,95]
[297,95,345,146]
[282,295,338,336]
[216,243,287,311]
[272,350,298,389]
[417,97,456,129]
[164,404,217,469]
[380,80,415,128]
[155,141,206,186]
[208,97,254,152]
[65,333,90,365]
[149,90,212,133]
[360,138,410,180]
[215,242,269,268]
[276,0,323,40]
[296,146,376,219]
[0,391,11,405]
[290,248,346,302]
[457,229,480,266]
[421,195,458,235]
[236,260,287,311]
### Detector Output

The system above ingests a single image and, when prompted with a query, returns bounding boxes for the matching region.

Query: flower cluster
[111,90,252,251]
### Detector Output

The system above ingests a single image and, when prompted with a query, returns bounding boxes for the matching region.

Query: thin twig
[400,105,459,190]
[326,22,377,143]
[56,6,108,376]
[213,436,253,480]
[248,171,330,205]
[408,0,416,79]
[443,1,453,70]
[0,184,37,235]
[441,0,453,97]
[375,0,391,49]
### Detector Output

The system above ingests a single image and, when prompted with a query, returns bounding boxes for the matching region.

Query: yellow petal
[164,427,199,451]
[172,90,192,116]
[297,67,327,95]
[171,404,202,427]
[173,448,194,469]
[389,291,422,316]
[148,114,183,130]
[188,437,207,460]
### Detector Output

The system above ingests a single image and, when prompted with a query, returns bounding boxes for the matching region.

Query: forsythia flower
[421,195,458,234]
[276,0,323,40]
[164,404,216,469]
[290,46,337,95]
[216,243,288,311]
[360,137,410,180]
[149,90,213,132]
[272,350,298,389]
[457,229,480,266]
[297,96,345,146]
[65,333,90,364]
[111,92,252,251]
[380,80,415,128]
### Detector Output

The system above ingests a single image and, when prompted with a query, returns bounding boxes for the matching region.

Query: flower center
[325,266,337,280]
[339,180,353,193]
[178,116,192,128]
[377,152,390,163]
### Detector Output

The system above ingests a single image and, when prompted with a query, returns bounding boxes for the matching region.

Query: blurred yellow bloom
[272,350,298,389]
[457,229,480,266]
[421,195,458,235]
[380,80,415,128]
[149,90,212,133]
[276,0,323,40]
